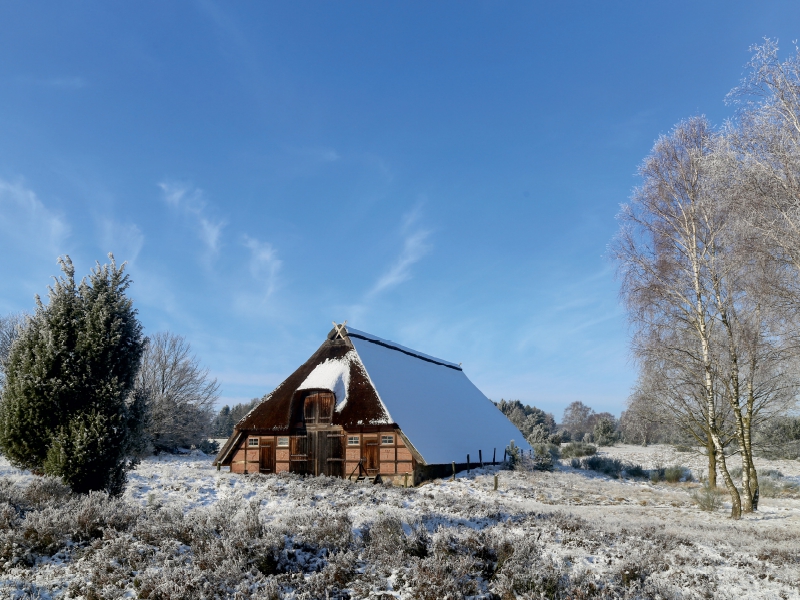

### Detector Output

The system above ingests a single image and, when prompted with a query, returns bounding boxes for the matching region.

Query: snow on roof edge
[346,327,462,371]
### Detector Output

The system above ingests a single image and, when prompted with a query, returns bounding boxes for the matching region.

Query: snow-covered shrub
[577,455,624,478]
[758,471,800,497]
[406,553,479,599]
[526,444,555,471]
[624,463,646,478]
[0,256,145,496]
[285,506,353,553]
[504,440,521,469]
[195,439,219,455]
[691,482,724,511]
[526,422,550,444]
[560,441,597,458]
[493,535,566,598]
[664,465,690,483]
[20,475,71,509]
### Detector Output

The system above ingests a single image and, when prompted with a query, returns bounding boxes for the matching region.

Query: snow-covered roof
[296,349,392,420]
[346,327,461,370]
[223,324,530,466]
[348,329,530,465]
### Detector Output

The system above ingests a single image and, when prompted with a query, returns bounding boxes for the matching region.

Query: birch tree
[614,117,746,516]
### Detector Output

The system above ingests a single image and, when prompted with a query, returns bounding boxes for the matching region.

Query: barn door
[259,442,274,474]
[326,432,344,477]
[310,431,327,476]
[364,440,379,476]
[290,435,309,475]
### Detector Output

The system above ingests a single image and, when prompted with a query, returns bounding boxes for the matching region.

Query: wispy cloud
[243,235,281,298]
[0,178,70,257]
[98,219,144,265]
[159,182,225,254]
[368,206,432,297]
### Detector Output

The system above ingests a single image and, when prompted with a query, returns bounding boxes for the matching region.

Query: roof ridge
[346,327,462,371]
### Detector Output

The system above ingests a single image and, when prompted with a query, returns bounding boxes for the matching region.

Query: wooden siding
[227,426,416,484]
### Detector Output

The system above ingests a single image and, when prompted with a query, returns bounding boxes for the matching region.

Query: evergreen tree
[0,255,144,494]
[211,398,260,438]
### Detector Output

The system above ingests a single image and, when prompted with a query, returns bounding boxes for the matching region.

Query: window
[347,436,359,446]
[248,438,259,447]
[381,435,394,445]
[277,437,289,447]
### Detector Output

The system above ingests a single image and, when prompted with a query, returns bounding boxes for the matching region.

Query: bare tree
[561,401,595,441]
[614,117,750,516]
[135,332,219,452]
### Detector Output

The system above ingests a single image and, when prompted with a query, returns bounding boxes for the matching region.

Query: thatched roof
[216,325,529,466]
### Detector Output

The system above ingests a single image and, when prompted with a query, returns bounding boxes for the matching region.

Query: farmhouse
[214,323,529,485]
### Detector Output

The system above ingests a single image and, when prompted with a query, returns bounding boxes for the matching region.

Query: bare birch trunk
[746,379,759,507]
[706,433,717,487]
[711,431,742,519]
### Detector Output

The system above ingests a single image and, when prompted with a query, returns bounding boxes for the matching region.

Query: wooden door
[290,435,309,475]
[308,431,326,476]
[326,432,344,477]
[259,442,274,474]
[364,440,379,476]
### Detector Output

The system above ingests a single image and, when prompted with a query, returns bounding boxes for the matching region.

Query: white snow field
[0,444,798,599]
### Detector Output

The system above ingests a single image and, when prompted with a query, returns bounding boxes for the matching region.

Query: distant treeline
[211,398,261,438]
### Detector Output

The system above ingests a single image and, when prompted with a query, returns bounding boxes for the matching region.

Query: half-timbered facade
[214,324,529,485]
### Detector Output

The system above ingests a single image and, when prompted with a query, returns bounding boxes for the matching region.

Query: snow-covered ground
[1,444,798,599]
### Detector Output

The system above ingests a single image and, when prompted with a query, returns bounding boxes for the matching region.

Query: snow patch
[297,350,355,411]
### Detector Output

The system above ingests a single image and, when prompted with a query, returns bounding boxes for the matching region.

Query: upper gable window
[277,437,289,447]
[381,435,394,445]
[248,438,259,447]
[347,436,359,446]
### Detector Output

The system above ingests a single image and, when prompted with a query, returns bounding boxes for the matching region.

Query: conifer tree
[0,255,144,494]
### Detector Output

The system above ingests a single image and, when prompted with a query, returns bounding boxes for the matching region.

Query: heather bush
[758,471,800,498]
[1,451,798,598]
[493,536,566,597]
[578,455,624,478]
[623,463,646,478]
[664,465,690,483]
[560,441,597,458]
[692,482,724,511]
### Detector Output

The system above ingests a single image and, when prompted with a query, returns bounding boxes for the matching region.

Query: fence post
[467,454,470,473]
[452,461,456,481]
[404,472,409,488]
[479,449,483,468]
[494,474,498,491]
[503,449,507,463]
[493,448,496,466]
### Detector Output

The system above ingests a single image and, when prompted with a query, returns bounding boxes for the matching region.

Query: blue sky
[2,2,799,418]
